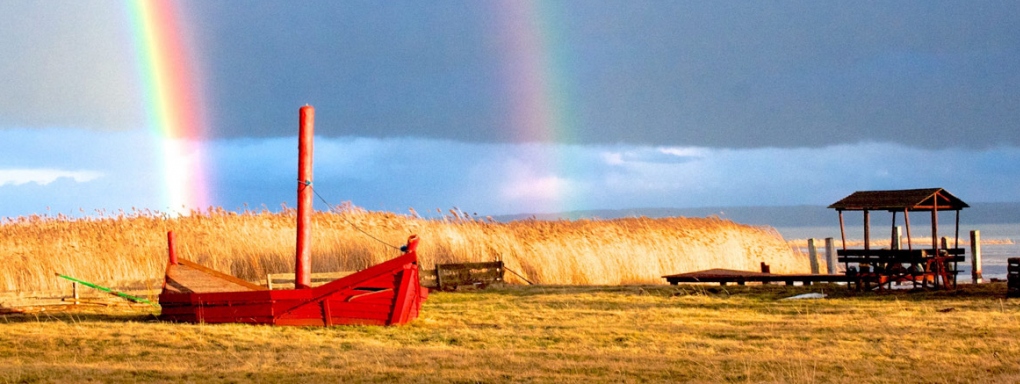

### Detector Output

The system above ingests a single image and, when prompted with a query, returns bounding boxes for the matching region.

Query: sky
[1,0,1019,219]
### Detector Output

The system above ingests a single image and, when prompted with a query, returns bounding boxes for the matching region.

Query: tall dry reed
[0,206,807,292]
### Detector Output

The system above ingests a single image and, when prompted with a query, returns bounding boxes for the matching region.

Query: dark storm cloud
[188,0,1020,149]
[189,1,505,140]
[2,1,1018,149]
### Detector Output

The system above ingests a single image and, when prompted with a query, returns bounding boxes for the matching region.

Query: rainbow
[127,0,210,215]
[492,1,577,142]
[491,1,578,213]
[122,1,572,215]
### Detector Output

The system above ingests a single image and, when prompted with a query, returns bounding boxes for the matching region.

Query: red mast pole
[296,105,314,289]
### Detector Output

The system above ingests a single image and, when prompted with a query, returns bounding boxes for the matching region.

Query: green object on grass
[55,273,156,306]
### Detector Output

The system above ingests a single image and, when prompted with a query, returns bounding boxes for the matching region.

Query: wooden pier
[663,269,849,286]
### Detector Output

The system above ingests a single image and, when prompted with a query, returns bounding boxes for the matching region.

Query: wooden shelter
[829,188,968,289]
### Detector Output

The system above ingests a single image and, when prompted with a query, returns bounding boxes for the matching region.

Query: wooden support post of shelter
[955,210,961,249]
[863,210,871,251]
[889,212,896,249]
[904,208,913,251]
[838,211,846,251]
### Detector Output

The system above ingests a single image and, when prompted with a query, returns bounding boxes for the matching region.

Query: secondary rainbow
[127,0,211,215]
[491,1,580,213]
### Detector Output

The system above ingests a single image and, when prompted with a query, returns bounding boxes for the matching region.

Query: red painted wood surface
[295,105,314,289]
[167,231,178,265]
[159,248,428,326]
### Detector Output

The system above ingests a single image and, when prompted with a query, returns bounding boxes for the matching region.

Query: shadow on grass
[2,283,1011,325]
[443,281,1015,302]
[0,303,159,324]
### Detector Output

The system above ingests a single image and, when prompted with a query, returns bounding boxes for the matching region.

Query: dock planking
[663,269,850,286]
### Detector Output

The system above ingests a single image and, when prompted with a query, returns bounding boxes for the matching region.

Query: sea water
[775,223,1020,282]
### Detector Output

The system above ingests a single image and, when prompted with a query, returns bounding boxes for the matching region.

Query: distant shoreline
[494,202,1020,228]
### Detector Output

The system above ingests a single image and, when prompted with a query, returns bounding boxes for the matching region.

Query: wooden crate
[428,261,504,291]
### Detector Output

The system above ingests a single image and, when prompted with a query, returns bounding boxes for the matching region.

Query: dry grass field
[1,284,1018,383]
[6,208,1014,382]
[0,207,805,293]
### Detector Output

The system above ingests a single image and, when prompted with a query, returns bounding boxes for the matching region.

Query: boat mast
[296,105,314,289]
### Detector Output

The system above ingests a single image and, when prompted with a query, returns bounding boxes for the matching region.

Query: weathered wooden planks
[663,269,850,286]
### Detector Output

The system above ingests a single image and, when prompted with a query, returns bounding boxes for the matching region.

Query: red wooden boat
[158,106,428,325]
[158,234,428,326]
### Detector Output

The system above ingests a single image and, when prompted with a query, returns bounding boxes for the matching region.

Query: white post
[825,238,836,274]
[808,238,820,275]
[971,230,982,284]
[893,226,902,250]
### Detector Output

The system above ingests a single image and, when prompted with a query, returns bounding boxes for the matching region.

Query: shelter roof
[828,188,969,211]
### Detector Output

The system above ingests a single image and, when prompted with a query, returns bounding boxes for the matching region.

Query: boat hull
[158,251,428,326]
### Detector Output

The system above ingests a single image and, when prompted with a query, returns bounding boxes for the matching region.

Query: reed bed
[0,206,806,292]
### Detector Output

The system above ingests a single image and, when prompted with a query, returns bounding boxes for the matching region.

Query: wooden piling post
[808,239,820,275]
[825,238,836,275]
[971,230,982,284]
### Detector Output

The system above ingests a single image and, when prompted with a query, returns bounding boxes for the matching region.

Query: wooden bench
[428,261,504,291]
[837,248,965,290]
[265,271,356,290]
[836,248,965,264]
